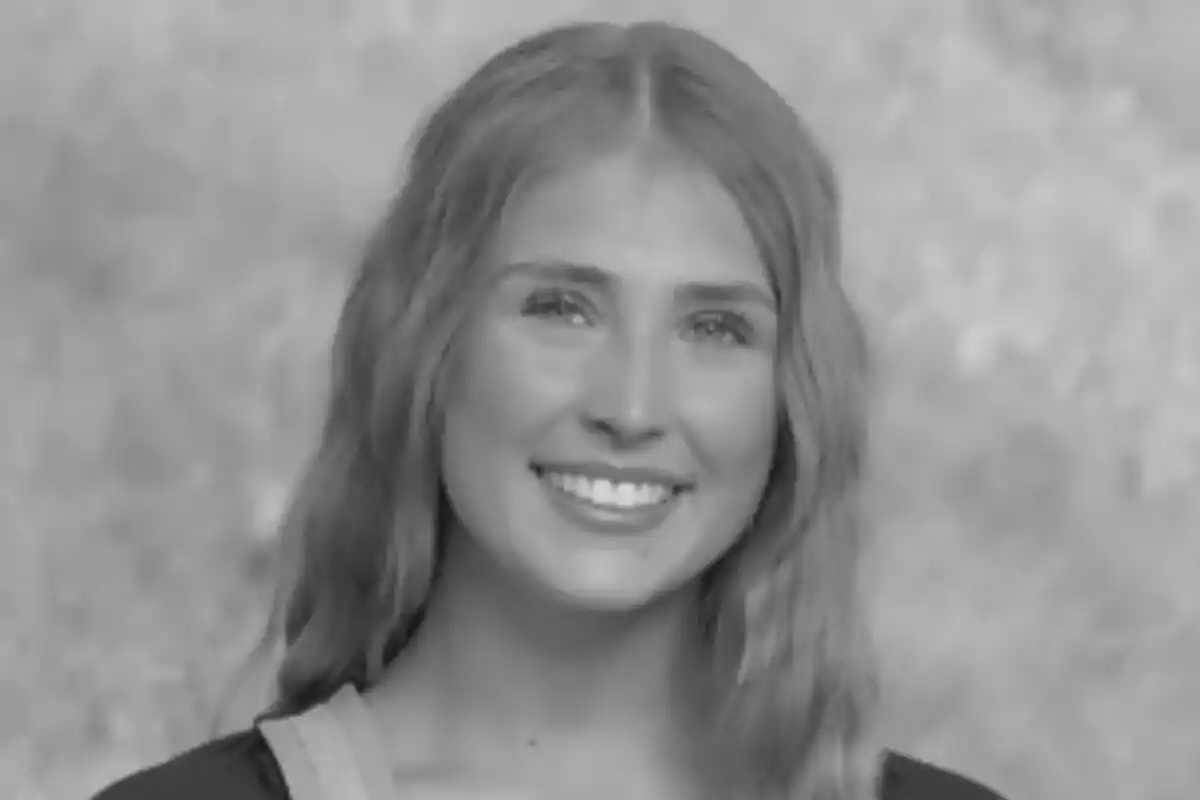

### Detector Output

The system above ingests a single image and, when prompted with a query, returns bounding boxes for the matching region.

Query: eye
[685,311,754,347]
[520,288,596,327]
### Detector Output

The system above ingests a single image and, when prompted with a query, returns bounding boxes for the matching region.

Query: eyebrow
[677,281,776,311]
[501,260,777,311]
[504,260,610,287]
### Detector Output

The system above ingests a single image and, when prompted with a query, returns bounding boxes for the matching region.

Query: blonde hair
[219,20,880,799]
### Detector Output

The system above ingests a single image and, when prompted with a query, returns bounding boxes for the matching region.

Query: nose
[581,333,670,446]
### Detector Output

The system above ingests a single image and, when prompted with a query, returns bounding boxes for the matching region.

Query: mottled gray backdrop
[2,2,1197,799]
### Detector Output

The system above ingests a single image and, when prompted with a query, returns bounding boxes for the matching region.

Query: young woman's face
[439,148,779,612]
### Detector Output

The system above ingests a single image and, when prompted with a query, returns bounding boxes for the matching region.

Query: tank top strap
[257,684,395,800]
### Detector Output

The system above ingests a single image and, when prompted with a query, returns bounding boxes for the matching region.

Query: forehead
[491,150,766,287]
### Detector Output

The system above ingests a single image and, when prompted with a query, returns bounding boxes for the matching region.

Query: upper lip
[532,460,693,489]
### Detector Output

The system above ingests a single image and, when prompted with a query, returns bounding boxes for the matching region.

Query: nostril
[582,413,666,447]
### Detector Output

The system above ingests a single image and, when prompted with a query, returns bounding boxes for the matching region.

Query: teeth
[543,472,672,508]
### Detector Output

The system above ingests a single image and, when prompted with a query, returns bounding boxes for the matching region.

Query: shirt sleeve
[89,729,290,800]
[880,750,1009,800]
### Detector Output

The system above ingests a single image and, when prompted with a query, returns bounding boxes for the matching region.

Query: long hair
[224,20,879,799]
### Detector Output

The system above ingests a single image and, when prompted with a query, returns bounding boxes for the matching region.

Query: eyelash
[519,288,755,347]
[685,312,754,347]
[520,288,595,326]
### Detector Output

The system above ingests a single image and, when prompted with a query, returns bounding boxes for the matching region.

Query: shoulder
[89,729,289,800]
[880,751,1009,800]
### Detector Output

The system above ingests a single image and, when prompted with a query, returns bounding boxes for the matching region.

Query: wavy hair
[221,20,879,800]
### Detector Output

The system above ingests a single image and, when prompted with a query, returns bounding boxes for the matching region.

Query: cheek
[442,322,583,456]
[679,361,777,482]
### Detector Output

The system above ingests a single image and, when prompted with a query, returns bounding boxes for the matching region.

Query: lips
[530,461,693,534]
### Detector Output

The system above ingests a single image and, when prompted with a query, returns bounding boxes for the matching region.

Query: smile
[542,471,674,509]
[530,462,692,534]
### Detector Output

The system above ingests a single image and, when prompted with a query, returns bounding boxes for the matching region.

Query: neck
[374,530,705,765]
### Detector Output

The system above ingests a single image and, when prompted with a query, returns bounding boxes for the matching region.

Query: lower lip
[533,470,685,535]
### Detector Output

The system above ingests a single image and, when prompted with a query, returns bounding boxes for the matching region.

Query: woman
[92,20,1006,800]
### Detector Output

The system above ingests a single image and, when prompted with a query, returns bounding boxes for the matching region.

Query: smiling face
[438,147,779,612]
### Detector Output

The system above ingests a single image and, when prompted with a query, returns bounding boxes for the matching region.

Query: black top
[90,729,1007,799]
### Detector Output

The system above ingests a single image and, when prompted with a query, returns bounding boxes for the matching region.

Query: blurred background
[2,1,1197,799]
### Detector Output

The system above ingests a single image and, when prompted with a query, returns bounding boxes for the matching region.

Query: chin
[557,588,661,615]
[538,568,695,616]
